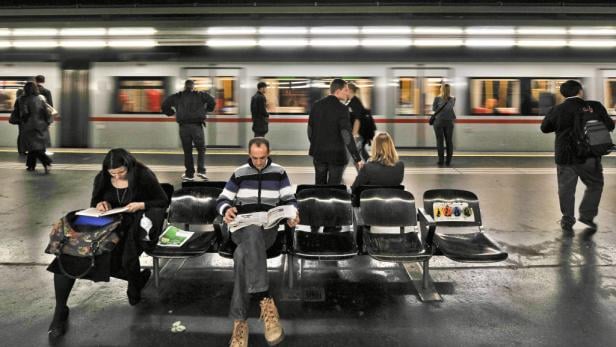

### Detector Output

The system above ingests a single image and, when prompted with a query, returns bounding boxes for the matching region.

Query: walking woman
[47,148,169,340]
[17,82,52,173]
[431,83,456,166]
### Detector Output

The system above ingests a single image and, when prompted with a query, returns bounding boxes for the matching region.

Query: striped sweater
[216,158,296,216]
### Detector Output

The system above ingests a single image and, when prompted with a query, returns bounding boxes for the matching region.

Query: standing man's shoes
[196,172,208,181]
[181,174,194,181]
[578,218,597,231]
[260,297,284,345]
[229,320,249,347]
[560,220,574,236]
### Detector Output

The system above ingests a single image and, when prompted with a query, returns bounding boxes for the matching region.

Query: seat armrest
[417,208,436,246]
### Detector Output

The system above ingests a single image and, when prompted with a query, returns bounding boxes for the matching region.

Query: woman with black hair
[17,82,52,173]
[47,148,169,340]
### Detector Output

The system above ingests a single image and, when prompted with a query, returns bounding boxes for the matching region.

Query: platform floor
[1,149,615,347]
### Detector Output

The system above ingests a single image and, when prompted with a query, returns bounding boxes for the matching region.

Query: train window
[604,78,616,115]
[470,78,521,115]
[424,77,444,115]
[526,79,570,115]
[190,76,238,115]
[0,78,28,113]
[261,77,374,115]
[396,77,418,115]
[115,78,166,114]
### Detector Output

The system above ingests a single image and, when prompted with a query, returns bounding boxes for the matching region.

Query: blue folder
[74,215,114,227]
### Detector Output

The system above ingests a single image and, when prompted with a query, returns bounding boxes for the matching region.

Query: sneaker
[229,320,248,347]
[181,174,194,181]
[560,220,574,235]
[260,297,284,345]
[196,173,208,181]
[578,218,597,231]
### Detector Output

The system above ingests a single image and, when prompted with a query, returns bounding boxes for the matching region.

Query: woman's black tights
[52,274,75,321]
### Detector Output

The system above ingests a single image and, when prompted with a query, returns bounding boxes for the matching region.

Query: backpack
[359,110,377,144]
[571,103,614,158]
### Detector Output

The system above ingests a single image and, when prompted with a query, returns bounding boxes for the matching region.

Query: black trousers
[252,117,268,137]
[313,159,345,185]
[179,123,206,176]
[434,125,454,163]
[556,157,604,225]
[26,149,51,169]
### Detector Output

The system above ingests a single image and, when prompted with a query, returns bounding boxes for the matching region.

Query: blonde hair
[440,84,451,99]
[370,132,399,166]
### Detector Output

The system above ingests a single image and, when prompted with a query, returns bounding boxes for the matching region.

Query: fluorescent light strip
[413,39,463,46]
[207,27,256,35]
[258,38,308,47]
[60,40,107,48]
[12,28,58,36]
[569,27,616,36]
[361,38,412,47]
[310,27,359,35]
[60,28,107,36]
[107,27,157,36]
[12,40,59,48]
[258,27,308,35]
[414,27,463,35]
[206,39,257,47]
[517,39,567,47]
[517,27,567,35]
[465,27,515,35]
[568,40,616,48]
[310,38,360,47]
[0,41,10,48]
[108,39,157,47]
[0,29,10,36]
[465,39,515,47]
[361,26,411,35]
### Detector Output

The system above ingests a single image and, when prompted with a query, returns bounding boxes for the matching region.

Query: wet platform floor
[0,149,615,346]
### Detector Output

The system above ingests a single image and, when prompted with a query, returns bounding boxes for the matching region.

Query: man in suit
[308,78,363,185]
[541,80,614,234]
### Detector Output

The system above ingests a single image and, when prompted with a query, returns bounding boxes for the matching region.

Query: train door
[60,66,90,147]
[389,67,451,148]
[183,67,242,148]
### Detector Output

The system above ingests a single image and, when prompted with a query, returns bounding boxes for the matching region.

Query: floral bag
[45,210,122,278]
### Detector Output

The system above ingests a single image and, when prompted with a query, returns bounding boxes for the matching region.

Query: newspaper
[228,205,297,232]
[157,225,194,247]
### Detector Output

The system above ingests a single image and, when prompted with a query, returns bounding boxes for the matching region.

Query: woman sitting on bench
[351,131,404,191]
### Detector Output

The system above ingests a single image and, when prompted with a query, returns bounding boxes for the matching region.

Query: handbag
[8,107,20,125]
[45,210,122,279]
[39,95,58,124]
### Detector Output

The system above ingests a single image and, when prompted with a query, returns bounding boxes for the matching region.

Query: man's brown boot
[229,320,248,347]
[259,297,284,345]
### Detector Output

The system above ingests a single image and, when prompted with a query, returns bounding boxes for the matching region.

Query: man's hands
[224,207,238,224]
[287,212,300,228]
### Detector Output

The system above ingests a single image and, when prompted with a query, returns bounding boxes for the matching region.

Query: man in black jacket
[541,80,615,233]
[308,78,363,185]
[35,75,54,154]
[251,81,269,137]
[162,79,216,181]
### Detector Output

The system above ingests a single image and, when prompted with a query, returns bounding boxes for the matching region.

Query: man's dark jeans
[179,123,206,177]
[313,159,345,185]
[557,157,604,225]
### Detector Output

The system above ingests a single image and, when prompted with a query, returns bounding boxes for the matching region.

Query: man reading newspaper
[216,137,299,347]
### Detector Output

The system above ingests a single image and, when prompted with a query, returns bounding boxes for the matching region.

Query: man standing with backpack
[541,80,614,234]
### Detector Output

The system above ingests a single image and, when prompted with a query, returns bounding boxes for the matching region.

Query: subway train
[2,61,616,151]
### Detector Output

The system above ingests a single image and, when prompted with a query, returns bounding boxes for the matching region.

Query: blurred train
[2,61,616,151]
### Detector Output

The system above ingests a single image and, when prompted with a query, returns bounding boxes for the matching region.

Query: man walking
[541,80,614,233]
[251,81,270,137]
[162,79,215,181]
[308,78,363,185]
[217,137,299,347]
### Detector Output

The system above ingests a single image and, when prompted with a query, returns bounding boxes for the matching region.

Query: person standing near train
[16,82,53,173]
[347,82,372,161]
[35,75,54,154]
[431,83,456,166]
[308,78,363,185]
[162,79,215,181]
[540,80,614,234]
[251,81,270,137]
